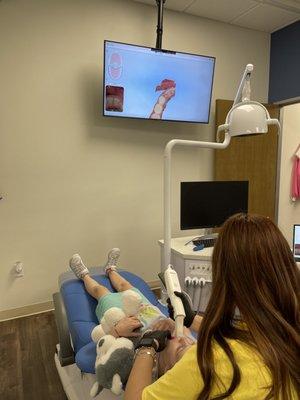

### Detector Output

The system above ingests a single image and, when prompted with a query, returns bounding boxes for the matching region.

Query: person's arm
[125,330,171,400]
[124,347,156,400]
[142,345,202,400]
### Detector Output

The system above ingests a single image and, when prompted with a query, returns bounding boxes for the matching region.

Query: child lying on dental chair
[69,248,196,392]
[69,248,168,337]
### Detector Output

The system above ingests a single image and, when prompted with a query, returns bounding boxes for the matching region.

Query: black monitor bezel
[103,40,216,124]
[180,181,249,230]
[293,224,300,257]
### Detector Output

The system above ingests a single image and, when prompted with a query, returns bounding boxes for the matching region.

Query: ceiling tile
[132,0,194,12]
[130,0,300,32]
[261,0,300,14]
[131,0,157,7]
[232,3,300,32]
[185,0,258,22]
[164,0,195,11]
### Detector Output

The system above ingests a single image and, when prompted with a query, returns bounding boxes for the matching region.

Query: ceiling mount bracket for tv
[156,0,166,49]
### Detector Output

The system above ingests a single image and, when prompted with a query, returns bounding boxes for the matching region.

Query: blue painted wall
[269,21,300,103]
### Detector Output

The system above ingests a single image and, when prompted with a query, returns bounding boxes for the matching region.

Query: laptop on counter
[293,224,300,262]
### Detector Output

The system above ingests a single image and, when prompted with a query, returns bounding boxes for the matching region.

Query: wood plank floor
[0,311,67,400]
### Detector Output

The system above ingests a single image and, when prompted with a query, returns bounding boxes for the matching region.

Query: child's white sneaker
[104,248,120,275]
[69,254,89,279]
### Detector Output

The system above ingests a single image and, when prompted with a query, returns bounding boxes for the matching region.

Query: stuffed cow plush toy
[90,335,134,397]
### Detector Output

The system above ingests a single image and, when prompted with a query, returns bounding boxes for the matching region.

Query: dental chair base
[55,344,119,400]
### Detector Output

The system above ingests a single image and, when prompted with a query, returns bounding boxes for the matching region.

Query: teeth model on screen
[150,79,176,119]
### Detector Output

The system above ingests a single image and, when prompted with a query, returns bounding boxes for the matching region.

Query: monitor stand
[184,229,219,247]
[198,228,219,241]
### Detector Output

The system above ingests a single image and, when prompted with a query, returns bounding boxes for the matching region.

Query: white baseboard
[0,300,54,322]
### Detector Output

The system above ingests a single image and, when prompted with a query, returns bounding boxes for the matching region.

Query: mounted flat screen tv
[103,40,215,123]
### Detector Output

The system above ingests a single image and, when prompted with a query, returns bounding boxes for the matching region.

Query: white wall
[278,103,300,245]
[0,0,270,312]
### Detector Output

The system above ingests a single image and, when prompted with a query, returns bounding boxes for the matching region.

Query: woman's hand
[114,316,143,337]
[141,330,171,352]
[151,318,175,332]
[125,330,171,400]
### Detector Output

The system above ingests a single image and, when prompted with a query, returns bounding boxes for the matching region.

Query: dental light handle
[164,265,185,337]
[233,63,253,107]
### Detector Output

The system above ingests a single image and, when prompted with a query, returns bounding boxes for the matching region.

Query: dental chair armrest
[75,341,97,374]
[53,292,75,366]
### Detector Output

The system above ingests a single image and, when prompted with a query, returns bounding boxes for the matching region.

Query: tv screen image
[103,41,215,123]
[181,181,249,230]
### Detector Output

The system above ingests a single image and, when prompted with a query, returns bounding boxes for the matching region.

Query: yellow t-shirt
[142,340,297,400]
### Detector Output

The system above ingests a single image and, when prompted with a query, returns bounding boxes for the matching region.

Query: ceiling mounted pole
[156,0,166,49]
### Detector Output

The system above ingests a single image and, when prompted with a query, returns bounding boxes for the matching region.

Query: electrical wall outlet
[14,261,24,277]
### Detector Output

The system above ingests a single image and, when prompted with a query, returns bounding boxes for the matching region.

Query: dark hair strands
[197,213,300,400]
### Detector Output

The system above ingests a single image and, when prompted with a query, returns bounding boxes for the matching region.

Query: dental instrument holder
[164,265,185,337]
[162,64,281,331]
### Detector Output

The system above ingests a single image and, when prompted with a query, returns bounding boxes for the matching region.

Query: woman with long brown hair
[125,213,300,400]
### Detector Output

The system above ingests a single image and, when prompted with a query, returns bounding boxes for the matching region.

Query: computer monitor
[293,224,300,261]
[180,181,249,230]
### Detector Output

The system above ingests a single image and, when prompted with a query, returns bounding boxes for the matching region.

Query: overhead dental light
[217,64,280,139]
[163,64,281,337]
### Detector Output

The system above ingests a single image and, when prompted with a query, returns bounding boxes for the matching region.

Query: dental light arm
[162,134,231,338]
[233,63,253,106]
[163,133,232,279]
[162,64,280,338]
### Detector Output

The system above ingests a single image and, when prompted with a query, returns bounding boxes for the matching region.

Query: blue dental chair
[53,267,168,399]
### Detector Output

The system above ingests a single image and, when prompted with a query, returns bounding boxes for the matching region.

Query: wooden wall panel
[214,99,280,220]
